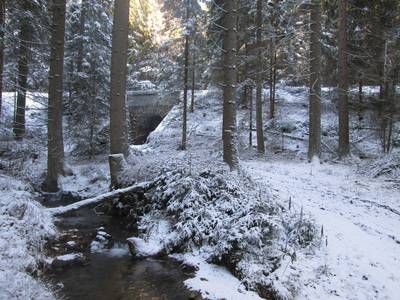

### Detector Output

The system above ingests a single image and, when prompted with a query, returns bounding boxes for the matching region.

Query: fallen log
[47,181,152,216]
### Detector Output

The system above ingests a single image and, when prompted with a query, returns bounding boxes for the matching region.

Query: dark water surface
[45,197,194,300]
[54,255,193,300]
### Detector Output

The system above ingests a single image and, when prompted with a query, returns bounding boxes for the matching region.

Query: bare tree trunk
[13,1,32,139]
[272,51,277,105]
[110,0,129,157]
[255,0,265,154]
[380,40,390,153]
[77,0,86,74]
[308,0,322,161]
[43,0,67,192]
[109,0,130,188]
[190,39,196,113]
[338,0,350,158]
[249,87,253,147]
[242,43,249,110]
[358,73,363,122]
[89,74,96,159]
[0,0,4,118]
[385,67,397,153]
[269,37,276,120]
[222,0,238,170]
[181,0,190,150]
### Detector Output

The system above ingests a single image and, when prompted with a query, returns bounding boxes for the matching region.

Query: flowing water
[44,196,196,300]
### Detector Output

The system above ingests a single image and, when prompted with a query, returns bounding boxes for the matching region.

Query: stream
[42,196,197,300]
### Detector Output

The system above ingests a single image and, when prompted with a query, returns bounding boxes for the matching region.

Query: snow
[125,86,400,299]
[66,241,77,247]
[55,253,84,262]
[105,243,130,257]
[244,159,400,300]
[127,237,164,257]
[1,84,398,300]
[47,181,151,216]
[0,174,56,300]
[127,219,171,257]
[58,161,110,198]
[172,254,263,300]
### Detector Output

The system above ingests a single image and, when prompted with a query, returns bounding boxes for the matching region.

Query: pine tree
[308,0,321,161]
[43,0,67,192]
[65,0,112,157]
[109,0,130,187]
[13,0,33,139]
[222,0,238,170]
[181,0,190,150]
[338,0,350,158]
[0,0,4,118]
[255,0,265,154]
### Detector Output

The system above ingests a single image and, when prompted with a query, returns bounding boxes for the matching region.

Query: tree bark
[0,0,4,118]
[190,38,196,113]
[43,0,67,192]
[269,36,276,120]
[249,87,253,147]
[338,0,350,158]
[308,0,322,161]
[13,1,32,139]
[181,0,189,150]
[77,0,86,74]
[358,73,363,122]
[109,0,130,187]
[222,0,238,170]
[255,0,265,154]
[109,0,130,157]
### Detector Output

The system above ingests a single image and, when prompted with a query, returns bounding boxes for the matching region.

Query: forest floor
[244,159,400,300]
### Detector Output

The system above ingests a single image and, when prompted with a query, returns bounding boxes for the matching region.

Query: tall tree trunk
[181,0,190,150]
[381,40,389,153]
[190,38,196,113]
[0,0,4,118]
[249,87,253,147]
[358,73,363,122]
[308,0,322,161]
[338,0,349,158]
[13,1,32,139]
[242,43,249,109]
[255,0,265,154]
[43,0,67,192]
[386,68,398,153]
[269,36,275,120]
[77,0,86,74]
[222,0,238,170]
[109,0,130,187]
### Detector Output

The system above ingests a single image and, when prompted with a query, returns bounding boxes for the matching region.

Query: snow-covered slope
[244,159,400,300]
[0,175,56,299]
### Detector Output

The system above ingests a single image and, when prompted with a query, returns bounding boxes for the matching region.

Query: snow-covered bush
[120,166,318,298]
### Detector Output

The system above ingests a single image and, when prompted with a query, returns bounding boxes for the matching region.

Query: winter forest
[0,0,399,299]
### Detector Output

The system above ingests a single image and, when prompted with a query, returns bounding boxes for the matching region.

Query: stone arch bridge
[127,90,180,144]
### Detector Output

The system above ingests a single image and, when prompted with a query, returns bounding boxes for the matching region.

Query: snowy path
[244,160,400,300]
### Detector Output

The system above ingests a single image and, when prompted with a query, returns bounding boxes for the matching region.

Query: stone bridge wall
[127,91,180,144]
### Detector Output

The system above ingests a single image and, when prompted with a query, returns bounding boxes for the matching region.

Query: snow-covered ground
[0,174,55,299]
[0,85,399,299]
[130,86,399,299]
[244,159,400,300]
